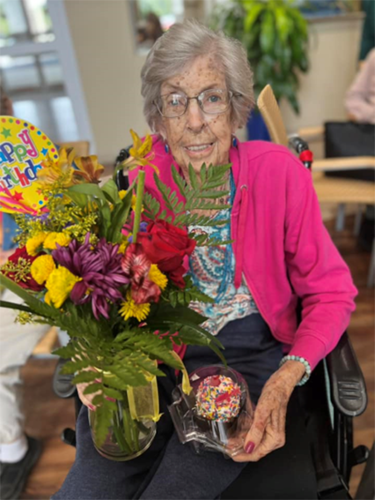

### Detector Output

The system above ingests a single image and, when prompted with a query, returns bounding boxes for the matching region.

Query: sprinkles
[195,375,241,422]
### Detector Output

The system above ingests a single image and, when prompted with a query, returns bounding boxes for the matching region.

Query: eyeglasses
[155,88,240,118]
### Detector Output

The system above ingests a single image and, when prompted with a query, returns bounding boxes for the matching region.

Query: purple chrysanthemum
[52,233,129,319]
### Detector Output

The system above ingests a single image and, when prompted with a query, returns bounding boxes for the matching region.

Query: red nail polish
[88,404,95,411]
[245,441,255,454]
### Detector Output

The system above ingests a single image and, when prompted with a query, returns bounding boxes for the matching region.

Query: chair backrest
[257,85,288,147]
[57,140,90,156]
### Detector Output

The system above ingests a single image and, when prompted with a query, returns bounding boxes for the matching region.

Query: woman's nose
[186,99,205,132]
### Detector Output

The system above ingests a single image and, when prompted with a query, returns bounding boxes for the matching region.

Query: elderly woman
[54,20,357,500]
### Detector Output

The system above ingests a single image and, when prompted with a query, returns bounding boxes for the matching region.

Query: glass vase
[89,382,158,461]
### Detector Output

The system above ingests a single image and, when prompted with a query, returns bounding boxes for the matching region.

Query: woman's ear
[231,119,240,135]
[156,123,167,142]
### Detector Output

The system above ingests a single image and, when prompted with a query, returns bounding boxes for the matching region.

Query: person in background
[359,0,375,61]
[0,84,48,500]
[345,48,375,124]
[144,12,164,43]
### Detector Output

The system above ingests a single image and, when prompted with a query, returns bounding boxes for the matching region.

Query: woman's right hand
[77,380,101,411]
[76,367,102,411]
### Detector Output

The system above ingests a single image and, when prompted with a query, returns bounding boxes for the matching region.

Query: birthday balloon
[0,117,59,215]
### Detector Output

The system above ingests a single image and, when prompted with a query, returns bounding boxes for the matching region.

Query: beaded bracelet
[279,355,311,386]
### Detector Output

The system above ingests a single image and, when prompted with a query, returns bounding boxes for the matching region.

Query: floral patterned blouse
[188,204,258,336]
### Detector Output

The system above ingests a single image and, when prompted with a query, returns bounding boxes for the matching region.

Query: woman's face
[158,55,237,175]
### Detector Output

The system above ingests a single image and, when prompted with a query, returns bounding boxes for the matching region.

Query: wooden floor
[19,216,374,499]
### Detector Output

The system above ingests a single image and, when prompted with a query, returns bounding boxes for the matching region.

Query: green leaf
[67,183,108,204]
[64,190,88,208]
[189,164,199,190]
[83,382,102,395]
[0,300,36,314]
[107,182,135,243]
[0,274,60,319]
[244,3,265,34]
[92,397,115,447]
[260,9,275,54]
[275,6,292,44]
[72,371,100,384]
[199,163,207,185]
[102,179,121,204]
[103,387,123,400]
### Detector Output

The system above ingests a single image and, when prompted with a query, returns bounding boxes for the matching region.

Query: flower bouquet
[0,121,233,461]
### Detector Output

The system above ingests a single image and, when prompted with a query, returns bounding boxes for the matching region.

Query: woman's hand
[77,376,101,411]
[232,360,305,463]
[75,363,102,411]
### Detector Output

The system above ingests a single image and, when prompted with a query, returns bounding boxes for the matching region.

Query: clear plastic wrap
[168,365,254,458]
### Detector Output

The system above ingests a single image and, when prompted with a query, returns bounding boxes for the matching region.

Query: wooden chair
[57,140,90,157]
[258,85,375,287]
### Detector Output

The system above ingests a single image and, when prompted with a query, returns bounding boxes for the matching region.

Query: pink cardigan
[129,136,358,371]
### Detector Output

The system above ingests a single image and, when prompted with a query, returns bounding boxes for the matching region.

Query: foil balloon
[0,116,58,215]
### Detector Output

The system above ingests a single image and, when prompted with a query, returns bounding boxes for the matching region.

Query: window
[0,0,54,48]
[296,0,354,16]
[130,0,184,51]
[0,0,82,143]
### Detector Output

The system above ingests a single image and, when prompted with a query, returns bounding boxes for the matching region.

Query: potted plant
[211,0,309,138]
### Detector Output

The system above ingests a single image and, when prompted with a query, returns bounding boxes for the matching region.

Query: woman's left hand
[231,360,305,463]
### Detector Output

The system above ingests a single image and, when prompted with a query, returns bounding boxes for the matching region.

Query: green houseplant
[212,0,309,114]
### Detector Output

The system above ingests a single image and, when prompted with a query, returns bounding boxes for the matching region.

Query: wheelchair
[54,137,369,500]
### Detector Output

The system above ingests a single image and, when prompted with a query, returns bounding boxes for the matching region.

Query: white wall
[64,0,148,165]
[64,3,364,165]
[280,13,364,134]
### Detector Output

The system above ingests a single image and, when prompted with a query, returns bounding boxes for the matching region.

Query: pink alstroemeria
[121,243,161,304]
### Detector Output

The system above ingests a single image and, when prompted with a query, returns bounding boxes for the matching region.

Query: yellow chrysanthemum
[45,291,52,306]
[118,190,138,211]
[149,264,168,291]
[30,255,56,285]
[119,294,150,321]
[118,240,128,254]
[43,232,71,250]
[45,266,81,308]
[26,232,47,256]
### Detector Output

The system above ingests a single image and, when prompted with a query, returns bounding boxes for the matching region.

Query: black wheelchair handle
[288,134,313,170]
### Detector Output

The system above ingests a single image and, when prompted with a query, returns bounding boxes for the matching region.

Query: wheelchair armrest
[53,357,77,399]
[326,332,368,417]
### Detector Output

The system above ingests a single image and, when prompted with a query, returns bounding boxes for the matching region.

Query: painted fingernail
[105,396,116,402]
[245,441,255,454]
[88,404,95,411]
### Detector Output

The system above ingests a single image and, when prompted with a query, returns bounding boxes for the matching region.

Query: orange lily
[73,155,105,183]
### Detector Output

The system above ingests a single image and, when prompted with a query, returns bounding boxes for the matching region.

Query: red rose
[2,246,44,291]
[137,220,196,288]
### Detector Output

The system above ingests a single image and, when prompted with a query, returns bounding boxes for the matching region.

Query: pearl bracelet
[279,355,311,386]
